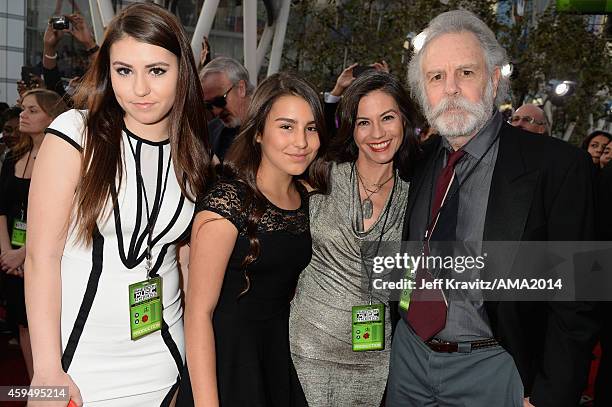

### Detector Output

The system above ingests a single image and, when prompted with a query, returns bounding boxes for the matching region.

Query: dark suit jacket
[207,118,238,162]
[401,122,600,407]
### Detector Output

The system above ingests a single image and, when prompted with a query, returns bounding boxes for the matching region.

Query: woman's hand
[0,247,26,274]
[28,370,82,407]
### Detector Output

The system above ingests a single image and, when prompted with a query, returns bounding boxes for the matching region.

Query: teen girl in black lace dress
[179,73,329,406]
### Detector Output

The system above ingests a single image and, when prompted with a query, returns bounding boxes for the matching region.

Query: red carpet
[0,333,28,407]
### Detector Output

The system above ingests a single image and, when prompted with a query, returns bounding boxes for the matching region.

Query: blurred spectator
[0,89,68,381]
[199,56,254,161]
[581,130,612,168]
[0,107,23,166]
[42,13,98,99]
[509,104,548,135]
[599,141,612,169]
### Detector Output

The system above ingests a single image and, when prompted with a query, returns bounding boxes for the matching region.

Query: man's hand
[524,397,535,407]
[200,36,210,67]
[330,63,358,97]
[330,60,390,97]
[371,60,389,73]
[69,14,96,49]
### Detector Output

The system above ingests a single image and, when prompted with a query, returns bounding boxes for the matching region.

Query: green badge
[351,303,385,351]
[11,220,26,247]
[399,266,413,312]
[128,277,162,340]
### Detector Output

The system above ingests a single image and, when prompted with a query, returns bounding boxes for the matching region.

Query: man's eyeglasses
[204,84,234,111]
[509,115,546,126]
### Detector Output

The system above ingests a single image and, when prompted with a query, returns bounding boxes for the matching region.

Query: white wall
[0,0,25,105]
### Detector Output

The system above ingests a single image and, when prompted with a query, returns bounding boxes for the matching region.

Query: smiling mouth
[367,140,391,152]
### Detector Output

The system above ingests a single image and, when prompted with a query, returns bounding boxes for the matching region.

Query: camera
[50,15,70,30]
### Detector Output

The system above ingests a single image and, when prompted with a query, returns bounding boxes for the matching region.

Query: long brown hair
[72,3,211,244]
[12,89,67,160]
[223,72,330,295]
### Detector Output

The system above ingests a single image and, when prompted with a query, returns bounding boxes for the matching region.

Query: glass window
[26,0,93,81]
[25,0,269,81]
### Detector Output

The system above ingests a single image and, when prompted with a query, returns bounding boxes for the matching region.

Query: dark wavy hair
[72,3,211,244]
[222,72,330,296]
[327,71,419,179]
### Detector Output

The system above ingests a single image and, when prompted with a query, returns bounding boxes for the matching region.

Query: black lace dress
[178,178,309,407]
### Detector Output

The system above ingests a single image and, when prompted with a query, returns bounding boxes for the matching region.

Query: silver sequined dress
[289,162,409,406]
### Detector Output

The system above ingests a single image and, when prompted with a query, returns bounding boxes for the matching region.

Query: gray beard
[225,115,241,129]
[424,82,494,140]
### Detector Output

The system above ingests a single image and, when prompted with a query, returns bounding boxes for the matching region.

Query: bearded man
[387,10,599,407]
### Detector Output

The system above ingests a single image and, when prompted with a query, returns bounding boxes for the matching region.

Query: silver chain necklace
[355,167,394,219]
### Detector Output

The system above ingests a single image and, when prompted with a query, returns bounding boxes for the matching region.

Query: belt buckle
[428,339,458,353]
[457,342,472,353]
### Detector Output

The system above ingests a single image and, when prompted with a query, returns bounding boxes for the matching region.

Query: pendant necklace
[355,166,394,219]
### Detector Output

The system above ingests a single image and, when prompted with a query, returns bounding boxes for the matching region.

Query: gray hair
[407,9,509,108]
[199,56,255,95]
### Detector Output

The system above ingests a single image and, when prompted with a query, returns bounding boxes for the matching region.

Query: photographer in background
[42,13,98,98]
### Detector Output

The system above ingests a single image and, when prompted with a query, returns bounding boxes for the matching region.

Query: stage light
[554,82,570,96]
[501,63,513,78]
[547,80,577,105]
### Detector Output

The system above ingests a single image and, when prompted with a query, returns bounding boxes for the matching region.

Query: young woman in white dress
[25,4,211,406]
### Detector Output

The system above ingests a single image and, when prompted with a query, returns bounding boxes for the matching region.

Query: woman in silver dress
[289,71,419,406]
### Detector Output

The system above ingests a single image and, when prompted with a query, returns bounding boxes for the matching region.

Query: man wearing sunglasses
[509,104,548,135]
[200,57,254,161]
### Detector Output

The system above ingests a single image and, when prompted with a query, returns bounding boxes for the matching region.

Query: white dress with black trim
[45,109,193,406]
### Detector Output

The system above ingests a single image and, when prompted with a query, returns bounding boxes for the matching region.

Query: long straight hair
[72,3,212,244]
[223,72,330,295]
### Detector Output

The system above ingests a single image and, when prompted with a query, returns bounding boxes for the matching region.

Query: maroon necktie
[406,149,465,340]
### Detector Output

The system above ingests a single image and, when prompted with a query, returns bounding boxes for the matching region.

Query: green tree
[501,7,612,142]
[283,0,498,92]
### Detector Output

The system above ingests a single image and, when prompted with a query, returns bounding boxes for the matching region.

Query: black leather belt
[425,338,499,353]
